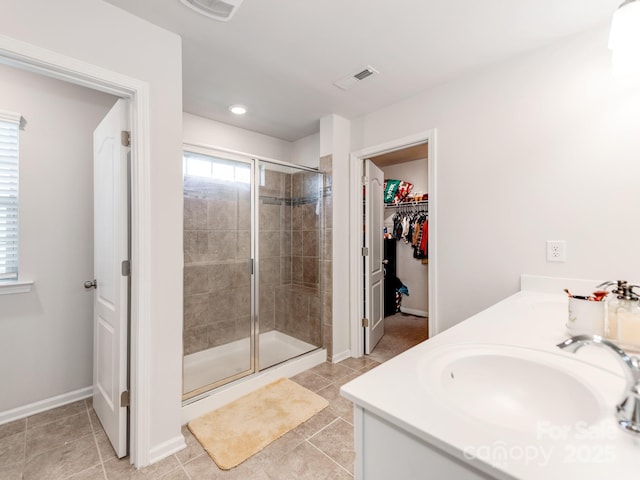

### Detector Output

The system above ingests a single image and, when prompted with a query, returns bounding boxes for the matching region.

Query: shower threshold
[183,330,318,396]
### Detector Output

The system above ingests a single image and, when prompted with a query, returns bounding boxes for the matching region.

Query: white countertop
[341,276,640,479]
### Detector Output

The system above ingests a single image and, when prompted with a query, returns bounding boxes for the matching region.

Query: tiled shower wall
[258,168,290,336]
[183,177,252,356]
[261,167,326,348]
[271,170,323,347]
[319,155,333,360]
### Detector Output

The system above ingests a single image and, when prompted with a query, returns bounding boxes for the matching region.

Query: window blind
[0,110,20,281]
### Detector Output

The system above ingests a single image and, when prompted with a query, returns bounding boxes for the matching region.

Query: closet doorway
[349,130,437,359]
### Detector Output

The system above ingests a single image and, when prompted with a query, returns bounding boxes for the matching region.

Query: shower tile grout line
[341,414,354,427]
[20,416,27,480]
[178,461,192,480]
[305,438,354,477]
[301,403,355,477]
[305,416,343,441]
[158,460,192,480]
[87,401,110,480]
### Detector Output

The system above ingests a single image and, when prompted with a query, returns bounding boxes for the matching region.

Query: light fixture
[179,0,245,22]
[609,0,640,75]
[229,104,247,115]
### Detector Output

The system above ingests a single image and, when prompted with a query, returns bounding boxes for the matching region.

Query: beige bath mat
[188,378,329,470]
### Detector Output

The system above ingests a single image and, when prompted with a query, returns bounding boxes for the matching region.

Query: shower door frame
[181,145,257,402]
[181,143,324,404]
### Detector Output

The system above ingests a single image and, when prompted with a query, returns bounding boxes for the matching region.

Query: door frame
[349,130,438,357]
[0,36,151,466]
[180,144,257,401]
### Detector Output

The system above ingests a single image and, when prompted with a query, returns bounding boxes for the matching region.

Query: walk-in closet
[367,143,429,356]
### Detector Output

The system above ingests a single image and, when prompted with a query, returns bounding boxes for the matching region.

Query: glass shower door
[182,150,254,400]
[257,160,324,370]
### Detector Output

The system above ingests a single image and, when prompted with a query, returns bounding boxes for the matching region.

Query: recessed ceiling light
[229,104,247,115]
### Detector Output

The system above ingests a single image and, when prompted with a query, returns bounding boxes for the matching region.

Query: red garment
[419,220,428,257]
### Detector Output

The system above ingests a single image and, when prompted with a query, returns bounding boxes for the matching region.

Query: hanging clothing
[401,216,410,243]
[412,221,420,246]
[413,215,427,260]
[419,220,428,258]
[388,203,429,261]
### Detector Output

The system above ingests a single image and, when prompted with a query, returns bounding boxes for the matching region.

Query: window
[0,110,20,282]
[183,151,251,184]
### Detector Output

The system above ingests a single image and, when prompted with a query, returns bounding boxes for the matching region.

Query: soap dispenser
[617,284,640,348]
[605,280,640,345]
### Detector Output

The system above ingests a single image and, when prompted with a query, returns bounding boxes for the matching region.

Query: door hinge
[121,260,131,277]
[362,318,369,327]
[362,247,369,256]
[248,258,254,275]
[121,130,131,147]
[120,390,130,407]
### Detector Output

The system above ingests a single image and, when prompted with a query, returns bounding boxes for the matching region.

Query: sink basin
[422,345,610,433]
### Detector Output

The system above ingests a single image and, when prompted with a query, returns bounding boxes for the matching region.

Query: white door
[364,160,385,354]
[92,99,130,458]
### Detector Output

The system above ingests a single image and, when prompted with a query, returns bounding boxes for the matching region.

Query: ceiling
[370,144,428,168]
[105,0,620,142]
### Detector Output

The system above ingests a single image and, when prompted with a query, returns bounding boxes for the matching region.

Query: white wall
[320,114,351,361]
[347,23,640,333]
[380,159,429,315]
[381,159,428,199]
[292,132,320,168]
[0,0,184,463]
[184,113,323,169]
[183,112,293,162]
[0,64,116,412]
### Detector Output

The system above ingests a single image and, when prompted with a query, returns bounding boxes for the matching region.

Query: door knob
[84,279,97,289]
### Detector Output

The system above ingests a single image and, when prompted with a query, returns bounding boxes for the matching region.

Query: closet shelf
[384,199,429,209]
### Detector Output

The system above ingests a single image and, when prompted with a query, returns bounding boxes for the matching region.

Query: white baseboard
[400,307,428,317]
[0,386,93,425]
[148,435,187,465]
[330,349,351,363]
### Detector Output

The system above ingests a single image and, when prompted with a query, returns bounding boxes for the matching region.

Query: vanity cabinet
[353,406,497,480]
[342,276,640,480]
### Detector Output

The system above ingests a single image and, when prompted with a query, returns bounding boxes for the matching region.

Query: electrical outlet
[546,240,566,262]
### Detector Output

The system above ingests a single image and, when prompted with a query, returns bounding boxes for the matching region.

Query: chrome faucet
[557,335,640,435]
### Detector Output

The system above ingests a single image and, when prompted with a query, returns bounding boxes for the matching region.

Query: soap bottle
[616,284,640,348]
[605,280,640,343]
[596,281,618,338]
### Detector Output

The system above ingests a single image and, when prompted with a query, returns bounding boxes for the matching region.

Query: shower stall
[181,146,327,401]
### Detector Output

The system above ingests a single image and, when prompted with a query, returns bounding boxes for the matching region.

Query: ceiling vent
[333,65,379,91]
[179,0,245,21]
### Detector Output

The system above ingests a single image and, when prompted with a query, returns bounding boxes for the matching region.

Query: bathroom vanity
[340,275,640,479]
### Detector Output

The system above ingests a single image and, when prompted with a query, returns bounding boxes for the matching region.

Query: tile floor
[0,313,427,480]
